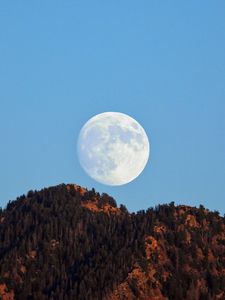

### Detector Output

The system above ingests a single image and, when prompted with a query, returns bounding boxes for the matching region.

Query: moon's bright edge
[77,112,150,186]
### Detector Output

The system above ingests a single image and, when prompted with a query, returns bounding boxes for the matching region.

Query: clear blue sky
[0,1,225,214]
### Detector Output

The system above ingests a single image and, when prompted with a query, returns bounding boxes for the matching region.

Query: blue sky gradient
[0,1,225,213]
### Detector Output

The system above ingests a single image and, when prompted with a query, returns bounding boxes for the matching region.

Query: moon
[77,112,150,186]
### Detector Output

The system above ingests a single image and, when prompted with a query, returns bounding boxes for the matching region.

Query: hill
[0,184,224,300]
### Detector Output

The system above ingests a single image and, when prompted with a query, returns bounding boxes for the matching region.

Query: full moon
[77,112,150,186]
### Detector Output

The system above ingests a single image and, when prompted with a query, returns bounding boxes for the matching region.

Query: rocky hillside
[0,184,224,300]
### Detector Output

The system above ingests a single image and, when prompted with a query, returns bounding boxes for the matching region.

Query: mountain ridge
[0,183,224,300]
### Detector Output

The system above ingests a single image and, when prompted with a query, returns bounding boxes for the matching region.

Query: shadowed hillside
[0,184,224,300]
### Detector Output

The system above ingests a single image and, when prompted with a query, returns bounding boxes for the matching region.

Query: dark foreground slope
[0,184,224,300]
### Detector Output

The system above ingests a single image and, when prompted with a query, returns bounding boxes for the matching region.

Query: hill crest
[0,184,224,300]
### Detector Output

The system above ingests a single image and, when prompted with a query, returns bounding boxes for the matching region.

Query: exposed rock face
[0,184,224,300]
[0,283,14,300]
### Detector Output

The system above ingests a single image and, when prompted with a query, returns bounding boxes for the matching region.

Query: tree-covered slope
[0,184,224,300]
